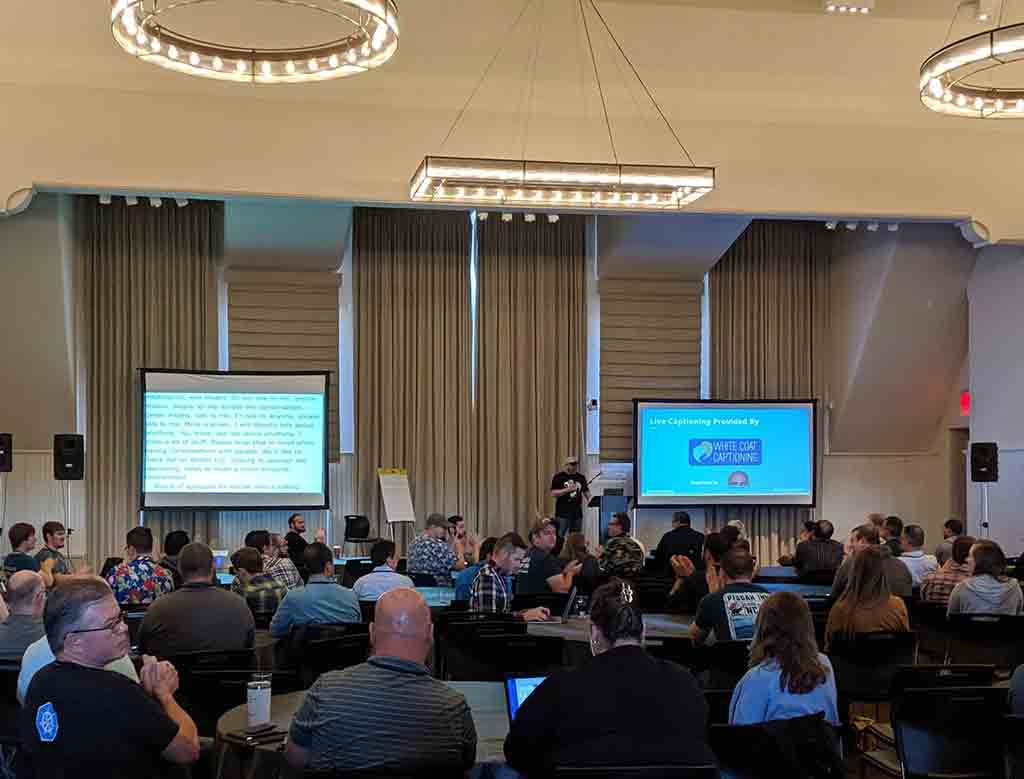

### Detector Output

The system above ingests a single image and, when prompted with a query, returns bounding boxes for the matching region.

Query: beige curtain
[474,214,587,539]
[707,220,831,563]
[75,196,221,567]
[353,208,474,546]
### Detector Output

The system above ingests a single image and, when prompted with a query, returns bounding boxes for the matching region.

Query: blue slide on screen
[634,401,815,507]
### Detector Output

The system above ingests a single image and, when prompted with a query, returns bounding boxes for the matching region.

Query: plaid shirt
[107,555,174,605]
[921,560,971,605]
[263,554,303,590]
[470,561,511,614]
[232,573,287,622]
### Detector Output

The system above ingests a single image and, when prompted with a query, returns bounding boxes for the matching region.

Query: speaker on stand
[53,434,85,560]
[970,442,999,540]
[0,433,11,556]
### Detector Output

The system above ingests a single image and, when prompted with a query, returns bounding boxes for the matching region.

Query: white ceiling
[3,1,1023,239]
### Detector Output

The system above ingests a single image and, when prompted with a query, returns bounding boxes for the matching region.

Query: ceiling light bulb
[136,31,147,46]
[888,224,900,232]
[956,94,967,106]
[286,60,295,74]
[189,51,200,66]
[496,189,505,198]
[261,61,271,76]
[996,98,1005,110]
[502,213,513,222]
[168,45,178,59]
[548,214,559,223]
[372,39,382,51]
[514,190,524,199]
[943,91,953,102]
[362,42,371,56]
[979,12,990,21]
[175,198,189,207]
[308,58,318,71]
[99,194,112,205]
[1018,99,1024,111]
[825,221,838,230]
[974,97,985,109]
[928,78,944,99]
[347,48,357,63]
[213,57,223,70]
[456,187,465,198]
[867,222,879,232]
[845,221,857,230]
[838,5,847,12]
[575,192,583,201]
[524,213,536,223]
[125,195,138,206]
[236,60,247,73]
[826,3,836,10]
[150,38,161,52]
[478,211,489,221]
[329,54,340,68]
[860,6,869,12]
[476,188,485,197]
[149,197,162,208]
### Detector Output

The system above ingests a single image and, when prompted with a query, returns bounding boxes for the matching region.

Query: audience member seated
[690,547,769,645]
[881,515,904,557]
[921,535,975,607]
[505,579,714,774]
[665,531,731,614]
[935,518,964,566]
[270,542,361,638]
[948,539,1024,616]
[448,514,479,566]
[34,521,76,580]
[19,578,199,776]
[230,546,287,626]
[596,512,645,580]
[653,511,705,574]
[284,588,476,774]
[138,542,255,655]
[407,513,467,587]
[157,530,189,589]
[824,546,910,651]
[720,524,742,548]
[831,524,912,598]
[19,629,139,704]
[106,526,174,606]
[898,524,939,585]
[0,571,45,662]
[559,531,601,594]
[469,533,550,621]
[454,536,498,601]
[729,591,839,725]
[353,539,415,601]
[727,519,747,539]
[247,529,303,590]
[4,523,53,587]
[791,520,843,575]
[778,520,816,566]
[518,519,580,595]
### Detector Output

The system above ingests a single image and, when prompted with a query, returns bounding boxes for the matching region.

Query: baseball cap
[426,513,449,530]
[564,455,579,464]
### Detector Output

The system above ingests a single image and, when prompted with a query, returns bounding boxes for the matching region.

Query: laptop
[541,586,577,624]
[504,675,547,721]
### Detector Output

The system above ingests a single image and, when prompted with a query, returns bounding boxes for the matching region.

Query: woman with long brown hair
[558,531,600,594]
[729,591,839,725]
[824,546,910,650]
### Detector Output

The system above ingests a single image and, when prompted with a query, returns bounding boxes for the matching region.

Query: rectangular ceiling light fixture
[823,0,875,14]
[409,156,716,211]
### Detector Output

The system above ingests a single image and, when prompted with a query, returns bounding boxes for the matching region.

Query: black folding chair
[159,649,257,737]
[444,627,561,681]
[408,572,441,587]
[826,631,917,718]
[283,623,370,689]
[890,664,995,694]
[1004,714,1024,779]
[709,716,843,779]
[892,687,1007,779]
[946,613,1024,670]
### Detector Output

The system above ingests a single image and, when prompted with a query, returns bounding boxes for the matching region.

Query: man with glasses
[518,519,581,595]
[19,578,199,775]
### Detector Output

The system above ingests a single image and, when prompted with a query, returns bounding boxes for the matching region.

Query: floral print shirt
[106,555,174,605]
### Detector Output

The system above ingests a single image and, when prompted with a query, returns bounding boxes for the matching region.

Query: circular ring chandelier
[109,0,399,84]
[920,22,1024,118]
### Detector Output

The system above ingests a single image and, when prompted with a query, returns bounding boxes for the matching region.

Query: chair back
[709,716,844,779]
[343,515,371,541]
[340,559,375,588]
[893,687,1007,779]
[827,631,916,703]
[797,569,836,586]
[121,604,148,649]
[359,600,376,623]
[704,640,751,690]
[1004,714,1024,779]
[287,623,370,688]
[0,661,21,746]
[946,613,1024,669]
[445,630,561,681]
[159,649,256,736]
[511,592,572,615]
[890,664,995,695]
[701,688,733,726]
[552,766,719,778]
[408,572,440,587]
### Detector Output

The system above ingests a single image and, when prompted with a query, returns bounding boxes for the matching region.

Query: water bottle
[246,672,272,730]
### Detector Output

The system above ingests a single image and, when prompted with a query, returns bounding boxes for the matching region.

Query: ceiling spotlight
[823,0,874,14]
[547,214,559,223]
[887,223,900,232]
[866,222,879,232]
[825,221,838,230]
[477,211,489,221]
[845,222,858,231]
[972,0,999,22]
[98,194,112,205]
[175,198,189,208]
[501,213,513,223]
[149,197,162,208]
[125,195,139,206]
[524,213,536,223]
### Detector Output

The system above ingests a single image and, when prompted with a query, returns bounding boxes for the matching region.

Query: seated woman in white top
[729,591,839,726]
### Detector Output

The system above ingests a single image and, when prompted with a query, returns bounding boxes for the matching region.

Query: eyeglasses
[67,613,125,636]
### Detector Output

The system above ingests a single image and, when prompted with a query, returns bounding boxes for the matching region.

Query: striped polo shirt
[289,655,477,772]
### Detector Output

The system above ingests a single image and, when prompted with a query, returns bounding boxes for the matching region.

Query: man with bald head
[0,571,45,661]
[285,588,477,774]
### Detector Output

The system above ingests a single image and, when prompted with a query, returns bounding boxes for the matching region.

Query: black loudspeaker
[53,434,85,481]
[0,434,11,473]
[971,442,999,483]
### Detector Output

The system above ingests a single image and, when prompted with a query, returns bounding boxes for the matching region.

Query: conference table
[528,613,692,643]
[215,680,509,779]
[753,565,800,582]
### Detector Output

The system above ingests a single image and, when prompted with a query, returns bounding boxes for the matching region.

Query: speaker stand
[61,480,73,561]
[980,482,991,541]
[0,472,7,555]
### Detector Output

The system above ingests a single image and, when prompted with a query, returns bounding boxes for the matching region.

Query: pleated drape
[352,208,475,545]
[75,196,221,566]
[474,214,587,539]
[707,220,831,563]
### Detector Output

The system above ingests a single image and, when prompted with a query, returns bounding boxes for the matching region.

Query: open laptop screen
[505,676,546,721]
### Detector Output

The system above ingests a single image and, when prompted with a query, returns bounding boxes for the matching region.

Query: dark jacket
[505,645,714,773]
[653,526,705,573]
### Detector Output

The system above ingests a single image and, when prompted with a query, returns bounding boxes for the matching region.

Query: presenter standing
[550,456,591,535]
